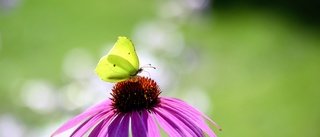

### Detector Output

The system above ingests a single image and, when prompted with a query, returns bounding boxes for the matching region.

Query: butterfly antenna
[142,64,156,69]
[140,64,156,78]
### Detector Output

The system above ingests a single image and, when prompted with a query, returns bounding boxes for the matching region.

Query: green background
[1,0,319,136]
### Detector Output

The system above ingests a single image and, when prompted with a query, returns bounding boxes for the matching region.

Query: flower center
[110,77,161,113]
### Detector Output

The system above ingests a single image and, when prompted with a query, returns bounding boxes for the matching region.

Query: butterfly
[95,36,153,82]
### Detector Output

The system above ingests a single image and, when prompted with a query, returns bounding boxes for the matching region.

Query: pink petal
[141,110,160,137]
[162,97,221,129]
[88,118,105,137]
[111,113,130,137]
[105,113,124,137]
[70,117,92,137]
[154,107,196,136]
[96,112,118,137]
[71,111,111,137]
[162,99,214,134]
[51,100,112,137]
[152,108,182,136]
[131,111,148,137]
[159,104,205,137]
[167,104,210,136]
[161,97,219,137]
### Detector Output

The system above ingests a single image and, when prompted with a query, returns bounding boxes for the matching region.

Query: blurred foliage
[0,0,320,137]
[214,0,320,25]
[183,9,320,137]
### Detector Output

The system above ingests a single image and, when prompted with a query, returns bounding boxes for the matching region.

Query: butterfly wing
[109,37,139,69]
[95,36,140,82]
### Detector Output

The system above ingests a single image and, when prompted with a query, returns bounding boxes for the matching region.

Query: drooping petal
[162,98,215,136]
[71,110,111,137]
[154,107,195,136]
[105,113,125,137]
[88,118,105,137]
[162,98,220,129]
[111,113,130,137]
[131,111,148,137]
[93,112,118,137]
[162,104,209,136]
[70,117,92,137]
[159,105,204,137]
[161,97,219,137]
[95,113,129,137]
[51,100,112,137]
[152,108,183,136]
[141,110,160,137]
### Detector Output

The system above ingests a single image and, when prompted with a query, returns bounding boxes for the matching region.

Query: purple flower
[52,77,221,137]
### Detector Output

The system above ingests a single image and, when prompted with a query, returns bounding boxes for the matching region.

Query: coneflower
[52,77,221,137]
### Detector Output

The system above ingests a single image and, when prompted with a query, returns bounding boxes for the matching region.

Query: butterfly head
[130,64,155,79]
[131,68,144,77]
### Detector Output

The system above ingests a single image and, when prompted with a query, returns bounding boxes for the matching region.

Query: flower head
[52,77,221,137]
